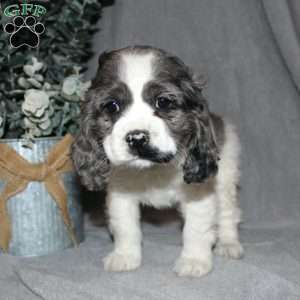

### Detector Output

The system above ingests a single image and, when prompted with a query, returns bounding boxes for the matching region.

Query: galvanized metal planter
[0,137,84,257]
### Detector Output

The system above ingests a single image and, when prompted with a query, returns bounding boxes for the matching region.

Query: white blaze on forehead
[119,52,155,101]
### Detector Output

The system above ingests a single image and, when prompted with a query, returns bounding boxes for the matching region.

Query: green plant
[0,0,102,145]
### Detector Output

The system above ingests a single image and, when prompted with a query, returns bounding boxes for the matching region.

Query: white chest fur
[108,163,215,208]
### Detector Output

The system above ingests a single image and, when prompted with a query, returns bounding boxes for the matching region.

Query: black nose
[125,130,150,149]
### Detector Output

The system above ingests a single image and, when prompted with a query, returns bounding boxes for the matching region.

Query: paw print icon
[4,16,45,48]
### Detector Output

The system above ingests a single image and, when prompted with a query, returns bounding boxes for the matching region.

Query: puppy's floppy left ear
[182,94,219,184]
[71,129,110,191]
[71,92,111,191]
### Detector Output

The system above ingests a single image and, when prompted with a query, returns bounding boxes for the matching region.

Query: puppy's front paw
[215,241,244,259]
[103,251,141,272]
[174,256,212,277]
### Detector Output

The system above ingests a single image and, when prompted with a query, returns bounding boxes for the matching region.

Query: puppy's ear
[182,85,219,184]
[98,51,111,68]
[71,105,110,191]
[91,50,116,87]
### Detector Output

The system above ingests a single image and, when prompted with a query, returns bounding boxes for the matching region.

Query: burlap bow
[0,134,78,252]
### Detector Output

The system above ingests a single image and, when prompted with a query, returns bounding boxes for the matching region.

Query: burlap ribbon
[0,134,78,252]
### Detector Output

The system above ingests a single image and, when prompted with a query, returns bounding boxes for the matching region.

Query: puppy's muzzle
[125,130,174,163]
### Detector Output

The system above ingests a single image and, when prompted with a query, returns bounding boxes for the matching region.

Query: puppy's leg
[103,193,142,272]
[174,194,216,277]
[215,123,243,259]
[215,181,243,258]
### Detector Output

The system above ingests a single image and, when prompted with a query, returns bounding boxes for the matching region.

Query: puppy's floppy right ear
[182,92,220,184]
[71,112,110,191]
[71,50,115,191]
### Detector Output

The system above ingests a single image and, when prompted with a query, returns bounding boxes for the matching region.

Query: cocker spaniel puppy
[72,45,243,277]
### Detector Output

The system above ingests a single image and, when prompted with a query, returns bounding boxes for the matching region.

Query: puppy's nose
[125,130,150,148]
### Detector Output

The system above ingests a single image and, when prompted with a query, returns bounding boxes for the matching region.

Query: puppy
[72,45,243,277]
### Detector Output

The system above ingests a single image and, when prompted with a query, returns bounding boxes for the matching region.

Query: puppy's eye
[103,100,120,114]
[155,96,173,111]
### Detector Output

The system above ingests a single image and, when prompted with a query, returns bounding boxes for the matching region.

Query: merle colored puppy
[72,45,243,277]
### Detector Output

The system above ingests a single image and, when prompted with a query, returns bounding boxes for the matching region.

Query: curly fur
[71,94,111,191]
[71,45,243,278]
[72,46,219,188]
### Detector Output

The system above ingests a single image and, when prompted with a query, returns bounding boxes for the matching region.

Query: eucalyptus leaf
[8,90,25,96]
[42,125,54,136]
[27,111,50,124]
[0,0,102,139]
[48,105,55,118]
[38,118,51,130]
[24,118,36,129]
[18,77,31,89]
[32,127,42,137]
[23,58,44,76]
[23,90,50,116]
[52,111,62,128]
[27,78,43,89]
[43,82,52,90]
[61,93,81,102]
[34,74,44,82]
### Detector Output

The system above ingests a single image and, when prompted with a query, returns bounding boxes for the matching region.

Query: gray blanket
[1,0,300,299]
[1,220,300,300]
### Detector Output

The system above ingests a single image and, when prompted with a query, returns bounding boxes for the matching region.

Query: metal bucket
[0,137,84,257]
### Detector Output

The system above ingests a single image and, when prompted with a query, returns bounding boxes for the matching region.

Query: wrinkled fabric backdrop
[87,0,300,227]
[1,1,300,299]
